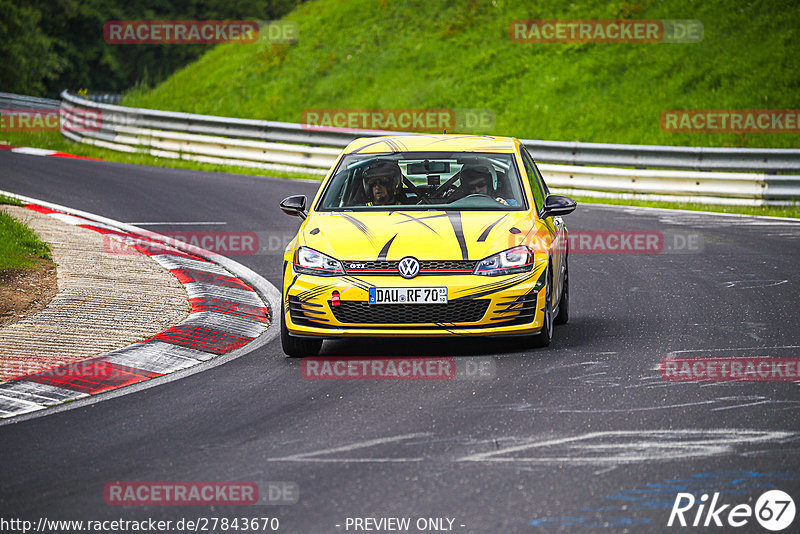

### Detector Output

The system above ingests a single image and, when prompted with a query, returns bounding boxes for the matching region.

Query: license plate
[368,287,448,304]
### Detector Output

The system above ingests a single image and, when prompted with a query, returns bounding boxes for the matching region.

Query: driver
[363,161,407,205]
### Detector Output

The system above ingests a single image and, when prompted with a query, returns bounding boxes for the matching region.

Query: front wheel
[280,299,322,357]
[528,266,553,348]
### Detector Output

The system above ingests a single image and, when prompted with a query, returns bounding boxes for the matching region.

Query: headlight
[293,246,344,276]
[474,245,534,276]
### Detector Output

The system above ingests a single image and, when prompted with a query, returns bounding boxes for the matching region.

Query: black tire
[280,299,322,357]
[529,266,553,348]
[554,254,569,325]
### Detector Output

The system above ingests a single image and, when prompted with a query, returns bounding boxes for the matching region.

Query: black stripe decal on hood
[349,138,398,154]
[396,213,440,234]
[377,234,397,260]
[477,215,507,243]
[446,212,469,260]
[339,213,375,246]
[399,213,448,222]
[388,138,405,152]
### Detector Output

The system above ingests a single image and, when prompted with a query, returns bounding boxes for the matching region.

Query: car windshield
[316,152,527,211]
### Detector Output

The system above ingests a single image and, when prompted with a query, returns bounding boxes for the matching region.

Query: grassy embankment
[0,195,52,272]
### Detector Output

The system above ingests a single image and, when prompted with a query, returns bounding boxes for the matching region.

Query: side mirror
[280,195,307,219]
[542,194,577,218]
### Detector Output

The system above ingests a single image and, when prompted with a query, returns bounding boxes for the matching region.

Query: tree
[0,0,63,95]
[0,0,301,97]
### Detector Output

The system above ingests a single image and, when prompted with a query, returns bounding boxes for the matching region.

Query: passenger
[457,165,511,205]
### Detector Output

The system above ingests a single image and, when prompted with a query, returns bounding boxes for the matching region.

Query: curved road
[1,152,799,533]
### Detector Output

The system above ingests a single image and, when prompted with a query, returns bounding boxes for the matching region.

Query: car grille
[343,260,477,276]
[330,299,490,324]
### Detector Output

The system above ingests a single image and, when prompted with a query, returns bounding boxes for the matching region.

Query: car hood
[299,210,538,261]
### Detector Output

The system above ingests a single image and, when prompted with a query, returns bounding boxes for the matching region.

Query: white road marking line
[593,465,618,475]
[258,430,797,465]
[550,400,719,413]
[264,433,432,463]
[457,429,797,464]
[711,401,773,412]
[11,147,57,156]
[720,279,789,289]
[266,458,423,464]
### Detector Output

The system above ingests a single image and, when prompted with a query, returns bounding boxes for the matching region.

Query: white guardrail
[0,92,61,110]
[4,91,800,205]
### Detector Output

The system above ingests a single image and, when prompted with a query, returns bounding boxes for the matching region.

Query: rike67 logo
[668,490,795,531]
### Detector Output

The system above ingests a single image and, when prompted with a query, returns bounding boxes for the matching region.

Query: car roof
[343,134,520,154]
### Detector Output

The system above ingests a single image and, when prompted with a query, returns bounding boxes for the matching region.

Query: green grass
[124,0,800,149]
[0,208,52,271]
[0,194,24,206]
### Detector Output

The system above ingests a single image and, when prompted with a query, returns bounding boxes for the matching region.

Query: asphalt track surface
[1,151,799,533]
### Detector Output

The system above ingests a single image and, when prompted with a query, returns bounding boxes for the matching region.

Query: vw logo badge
[398,257,420,279]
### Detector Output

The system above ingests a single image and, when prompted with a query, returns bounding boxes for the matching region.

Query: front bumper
[283,262,548,338]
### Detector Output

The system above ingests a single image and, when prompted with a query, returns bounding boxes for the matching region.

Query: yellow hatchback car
[278,135,576,356]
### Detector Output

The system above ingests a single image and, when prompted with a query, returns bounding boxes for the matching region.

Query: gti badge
[398,257,420,279]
